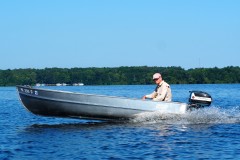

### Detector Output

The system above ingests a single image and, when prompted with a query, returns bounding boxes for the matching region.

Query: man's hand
[142,95,146,100]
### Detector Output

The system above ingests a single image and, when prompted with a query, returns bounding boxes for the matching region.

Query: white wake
[131,106,240,124]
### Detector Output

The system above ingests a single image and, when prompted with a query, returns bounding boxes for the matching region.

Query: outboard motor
[188,91,212,109]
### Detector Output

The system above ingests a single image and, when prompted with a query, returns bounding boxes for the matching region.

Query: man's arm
[142,91,157,100]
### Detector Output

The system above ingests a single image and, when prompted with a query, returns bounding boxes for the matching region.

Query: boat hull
[17,85,188,121]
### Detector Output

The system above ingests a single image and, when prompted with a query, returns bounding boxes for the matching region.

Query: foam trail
[131,106,240,124]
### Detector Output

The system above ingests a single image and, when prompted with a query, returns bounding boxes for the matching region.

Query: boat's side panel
[17,86,188,120]
[19,93,143,120]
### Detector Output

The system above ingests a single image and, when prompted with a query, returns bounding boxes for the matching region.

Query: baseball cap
[153,73,161,80]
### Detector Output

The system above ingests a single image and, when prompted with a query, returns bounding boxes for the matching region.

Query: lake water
[0,84,240,159]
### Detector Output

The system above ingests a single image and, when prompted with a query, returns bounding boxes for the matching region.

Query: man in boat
[142,73,172,102]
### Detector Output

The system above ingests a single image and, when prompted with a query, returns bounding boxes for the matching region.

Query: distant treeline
[0,66,239,86]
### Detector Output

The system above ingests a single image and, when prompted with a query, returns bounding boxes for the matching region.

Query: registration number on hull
[20,88,38,96]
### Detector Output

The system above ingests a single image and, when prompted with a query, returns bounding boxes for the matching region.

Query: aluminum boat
[16,85,212,121]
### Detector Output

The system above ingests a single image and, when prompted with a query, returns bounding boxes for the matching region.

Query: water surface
[0,84,239,159]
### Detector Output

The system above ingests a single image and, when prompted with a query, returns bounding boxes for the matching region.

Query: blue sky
[1,0,239,69]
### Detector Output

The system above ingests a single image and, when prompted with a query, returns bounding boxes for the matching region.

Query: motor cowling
[188,91,212,109]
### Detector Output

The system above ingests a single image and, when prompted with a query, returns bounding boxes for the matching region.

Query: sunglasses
[153,78,159,81]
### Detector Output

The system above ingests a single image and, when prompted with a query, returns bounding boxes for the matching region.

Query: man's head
[152,73,162,84]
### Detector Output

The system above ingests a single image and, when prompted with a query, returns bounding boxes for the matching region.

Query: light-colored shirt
[145,80,172,102]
